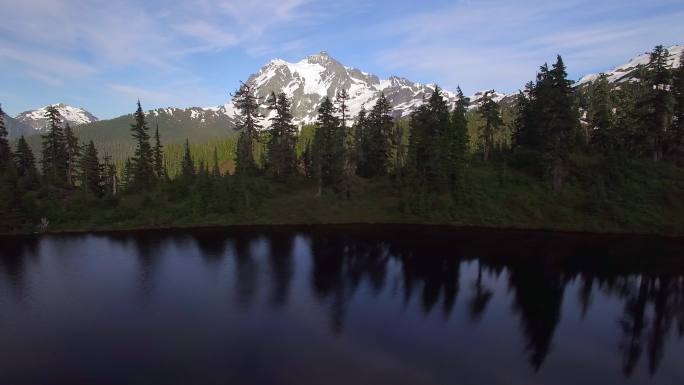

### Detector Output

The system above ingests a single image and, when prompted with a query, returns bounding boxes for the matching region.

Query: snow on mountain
[149,106,235,127]
[211,51,473,126]
[577,45,683,86]
[15,103,98,132]
[468,90,507,109]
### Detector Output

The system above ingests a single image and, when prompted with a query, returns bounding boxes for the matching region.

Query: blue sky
[1,0,683,119]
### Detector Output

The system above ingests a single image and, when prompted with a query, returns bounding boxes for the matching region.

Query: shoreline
[2,220,683,240]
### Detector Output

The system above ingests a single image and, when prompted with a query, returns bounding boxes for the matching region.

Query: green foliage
[312,97,345,190]
[478,90,505,161]
[447,87,470,200]
[358,93,394,177]
[4,48,684,236]
[587,74,615,152]
[636,45,675,161]
[80,140,102,196]
[668,54,684,164]
[153,123,165,178]
[40,105,68,186]
[0,104,13,172]
[406,86,451,196]
[265,92,297,181]
[181,139,195,181]
[512,56,579,192]
[233,83,260,176]
[14,135,39,189]
[129,101,156,191]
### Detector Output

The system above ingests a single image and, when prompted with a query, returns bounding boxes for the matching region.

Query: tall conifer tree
[14,136,39,188]
[312,97,344,192]
[667,54,684,163]
[544,55,579,191]
[447,87,470,196]
[64,123,81,187]
[153,122,165,178]
[80,141,102,195]
[233,82,260,176]
[181,139,195,180]
[102,154,118,196]
[266,92,297,181]
[212,147,221,177]
[40,105,68,185]
[587,74,614,154]
[637,45,674,161]
[0,104,13,173]
[478,91,504,162]
[130,101,155,190]
[407,86,451,190]
[359,93,393,177]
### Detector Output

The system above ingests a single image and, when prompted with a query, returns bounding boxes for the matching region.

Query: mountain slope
[22,45,684,162]
[218,51,462,124]
[15,103,98,132]
[2,111,34,139]
[578,45,683,86]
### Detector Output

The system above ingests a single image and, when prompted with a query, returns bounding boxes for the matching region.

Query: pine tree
[0,105,21,231]
[359,93,393,177]
[406,86,451,191]
[302,140,314,178]
[447,87,470,197]
[14,136,39,188]
[336,89,357,196]
[266,92,297,181]
[610,82,641,155]
[129,100,155,190]
[588,74,615,153]
[335,89,350,127]
[40,105,68,185]
[666,53,684,163]
[636,45,674,161]
[544,55,579,191]
[153,122,165,178]
[478,91,504,162]
[513,81,543,150]
[233,82,260,176]
[102,153,118,196]
[80,141,102,196]
[513,57,578,190]
[0,104,13,173]
[354,106,369,175]
[64,123,81,187]
[312,96,344,192]
[121,158,133,190]
[181,139,195,180]
[212,147,221,177]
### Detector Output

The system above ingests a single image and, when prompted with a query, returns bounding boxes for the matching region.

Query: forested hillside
[1,45,683,235]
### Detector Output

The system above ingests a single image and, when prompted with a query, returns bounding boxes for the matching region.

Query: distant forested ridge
[1,45,684,235]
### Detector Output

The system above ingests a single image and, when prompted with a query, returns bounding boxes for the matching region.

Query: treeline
[0,45,683,233]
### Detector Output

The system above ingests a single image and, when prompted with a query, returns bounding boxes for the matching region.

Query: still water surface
[0,225,683,385]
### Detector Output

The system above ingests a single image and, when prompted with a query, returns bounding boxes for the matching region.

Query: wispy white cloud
[0,44,97,80]
[372,0,684,94]
[0,0,317,84]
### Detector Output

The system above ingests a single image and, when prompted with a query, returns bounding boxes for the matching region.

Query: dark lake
[1,225,683,385]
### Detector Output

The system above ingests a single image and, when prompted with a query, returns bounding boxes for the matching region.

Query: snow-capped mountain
[15,103,98,131]
[468,90,507,109]
[212,51,471,125]
[577,45,683,86]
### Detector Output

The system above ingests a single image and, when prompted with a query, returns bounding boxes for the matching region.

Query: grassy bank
[20,156,684,237]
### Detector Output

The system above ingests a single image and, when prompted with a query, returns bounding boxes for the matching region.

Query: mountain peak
[304,50,340,67]
[15,103,98,131]
[578,44,684,85]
